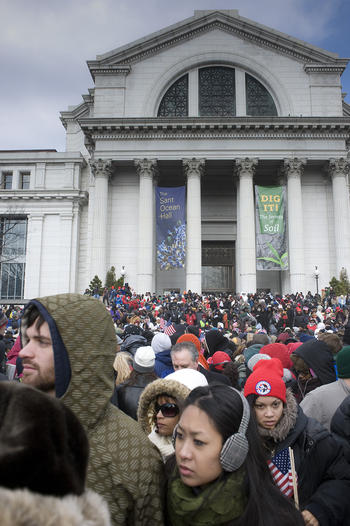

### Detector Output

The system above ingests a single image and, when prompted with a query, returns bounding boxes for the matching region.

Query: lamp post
[120,265,126,285]
[314,266,320,295]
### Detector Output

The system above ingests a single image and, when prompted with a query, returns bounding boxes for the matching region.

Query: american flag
[164,321,176,336]
[268,448,297,498]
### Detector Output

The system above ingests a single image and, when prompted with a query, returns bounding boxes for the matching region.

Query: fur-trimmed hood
[0,487,111,526]
[137,378,190,434]
[257,388,300,444]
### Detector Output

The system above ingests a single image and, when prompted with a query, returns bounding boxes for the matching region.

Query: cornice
[89,12,344,70]
[78,117,350,142]
[0,152,87,165]
[304,63,348,74]
[86,65,131,81]
[60,100,91,129]
[0,190,88,204]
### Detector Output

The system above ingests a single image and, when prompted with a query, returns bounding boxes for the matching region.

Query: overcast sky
[1,0,349,152]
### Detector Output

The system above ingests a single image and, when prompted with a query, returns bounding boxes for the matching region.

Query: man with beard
[18,293,164,526]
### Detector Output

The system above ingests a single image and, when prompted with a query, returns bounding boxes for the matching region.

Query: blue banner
[156,186,186,270]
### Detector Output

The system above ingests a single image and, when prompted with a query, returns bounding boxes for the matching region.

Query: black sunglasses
[155,402,179,418]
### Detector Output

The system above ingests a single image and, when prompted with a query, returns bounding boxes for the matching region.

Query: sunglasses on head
[155,402,179,418]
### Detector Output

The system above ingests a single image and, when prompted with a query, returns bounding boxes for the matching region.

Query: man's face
[19,319,55,395]
[172,349,198,371]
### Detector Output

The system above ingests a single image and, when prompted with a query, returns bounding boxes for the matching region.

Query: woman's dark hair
[221,361,240,389]
[123,369,157,386]
[182,385,303,526]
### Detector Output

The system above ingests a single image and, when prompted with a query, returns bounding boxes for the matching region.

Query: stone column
[59,213,73,292]
[135,159,157,294]
[89,159,113,281]
[284,158,306,293]
[24,214,44,298]
[183,158,205,294]
[235,158,258,293]
[329,158,350,276]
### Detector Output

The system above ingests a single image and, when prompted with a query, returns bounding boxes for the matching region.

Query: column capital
[134,158,158,179]
[183,158,205,178]
[89,158,113,179]
[283,158,306,178]
[235,158,258,178]
[329,157,350,178]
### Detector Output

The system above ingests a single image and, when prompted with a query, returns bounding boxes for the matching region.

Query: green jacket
[21,294,165,526]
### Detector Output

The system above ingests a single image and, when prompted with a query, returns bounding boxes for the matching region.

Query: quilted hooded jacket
[21,294,165,526]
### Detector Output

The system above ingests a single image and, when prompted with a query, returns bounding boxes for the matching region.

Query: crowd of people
[0,285,349,525]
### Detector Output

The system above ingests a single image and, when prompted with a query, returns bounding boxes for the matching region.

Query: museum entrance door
[202,241,235,293]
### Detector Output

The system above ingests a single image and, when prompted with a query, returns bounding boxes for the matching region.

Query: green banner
[255,186,288,271]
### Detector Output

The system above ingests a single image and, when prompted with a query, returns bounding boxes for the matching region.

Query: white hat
[133,346,155,373]
[165,369,208,390]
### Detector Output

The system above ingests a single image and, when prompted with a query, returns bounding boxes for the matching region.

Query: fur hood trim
[0,487,111,526]
[258,388,298,442]
[137,378,190,433]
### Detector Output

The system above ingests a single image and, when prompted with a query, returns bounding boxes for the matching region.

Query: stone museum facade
[1,9,350,299]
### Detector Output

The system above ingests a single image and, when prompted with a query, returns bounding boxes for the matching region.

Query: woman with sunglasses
[138,370,207,462]
[168,384,304,526]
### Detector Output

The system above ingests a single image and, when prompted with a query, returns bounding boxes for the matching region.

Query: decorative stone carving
[89,159,113,179]
[283,158,306,178]
[235,158,258,177]
[329,158,350,177]
[134,158,158,179]
[183,158,205,178]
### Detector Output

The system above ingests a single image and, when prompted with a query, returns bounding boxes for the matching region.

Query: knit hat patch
[255,380,272,396]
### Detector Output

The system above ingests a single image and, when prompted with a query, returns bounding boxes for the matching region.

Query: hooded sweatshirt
[20,294,164,526]
[292,339,336,385]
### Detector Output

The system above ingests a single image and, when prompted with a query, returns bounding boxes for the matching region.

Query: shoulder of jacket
[304,417,330,447]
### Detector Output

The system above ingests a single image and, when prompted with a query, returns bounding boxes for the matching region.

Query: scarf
[167,468,247,526]
[148,427,174,462]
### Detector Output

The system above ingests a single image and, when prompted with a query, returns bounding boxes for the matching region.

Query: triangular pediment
[87,9,347,79]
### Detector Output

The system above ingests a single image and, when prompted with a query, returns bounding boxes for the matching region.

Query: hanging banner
[255,186,288,271]
[156,186,186,270]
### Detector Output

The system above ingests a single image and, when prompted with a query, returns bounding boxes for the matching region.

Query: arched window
[157,67,278,117]
[199,67,235,116]
[157,74,188,117]
[246,73,277,116]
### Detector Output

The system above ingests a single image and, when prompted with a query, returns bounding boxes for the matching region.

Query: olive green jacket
[21,294,165,526]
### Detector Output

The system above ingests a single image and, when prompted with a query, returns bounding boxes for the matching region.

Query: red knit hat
[260,343,293,370]
[210,351,231,371]
[244,358,286,402]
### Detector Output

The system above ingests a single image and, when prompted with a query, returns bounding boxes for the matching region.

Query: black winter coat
[331,394,350,462]
[266,406,350,526]
[111,373,156,420]
[0,336,7,374]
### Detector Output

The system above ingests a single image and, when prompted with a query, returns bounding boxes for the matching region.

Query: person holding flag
[244,358,350,526]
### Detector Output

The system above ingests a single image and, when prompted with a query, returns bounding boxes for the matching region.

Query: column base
[186,273,202,294]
